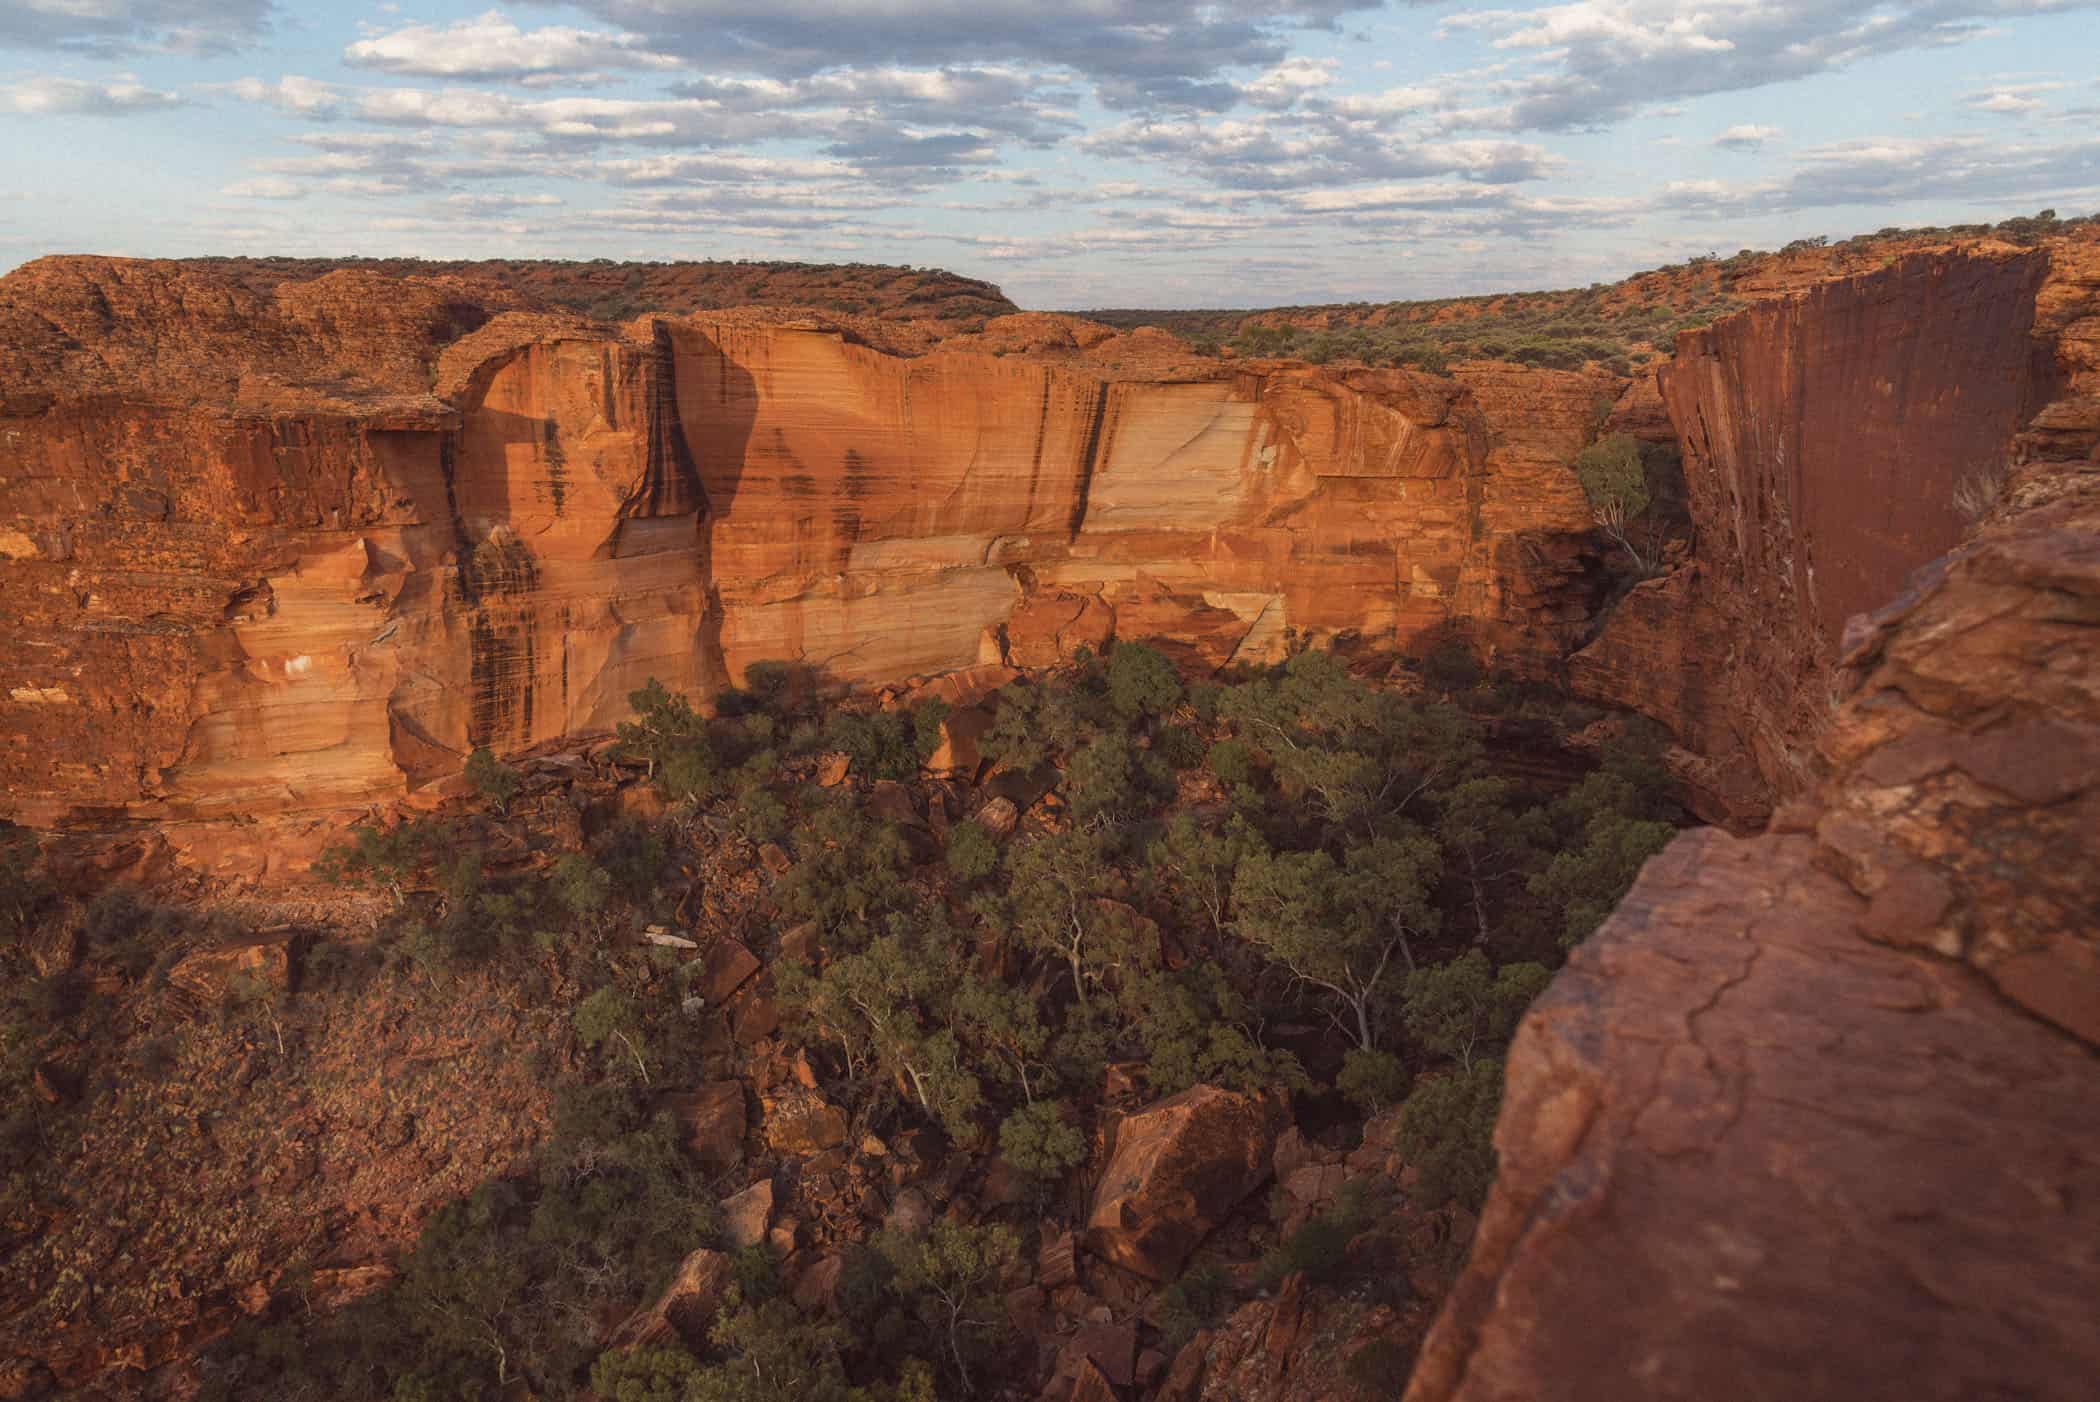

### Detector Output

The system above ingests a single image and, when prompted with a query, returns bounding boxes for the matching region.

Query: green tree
[1063,730,1169,824]
[985,829,1154,1008]
[880,1221,1019,1396]
[1573,432,1652,572]
[463,746,523,814]
[777,919,984,1136]
[980,679,1094,773]
[1435,777,1551,946]
[1335,1047,1411,1112]
[949,970,1051,1104]
[575,986,649,1083]
[315,819,443,907]
[945,822,999,885]
[689,1299,853,1402]
[1123,964,1297,1096]
[1398,1059,1505,1211]
[551,853,612,919]
[1401,951,1551,1070]
[1105,641,1184,722]
[997,1100,1086,1181]
[1231,832,1440,1052]
[590,1346,701,1402]
[776,799,912,939]
[1219,651,1480,835]
[1146,813,1261,940]
[824,701,949,782]
[1529,748,1677,948]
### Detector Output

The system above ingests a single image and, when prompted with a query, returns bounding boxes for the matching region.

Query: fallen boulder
[1085,1084,1286,1281]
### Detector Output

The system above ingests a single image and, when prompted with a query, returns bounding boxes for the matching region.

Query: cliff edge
[1408,236,2100,1401]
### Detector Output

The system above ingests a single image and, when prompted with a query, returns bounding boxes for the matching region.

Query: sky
[0,2,2096,308]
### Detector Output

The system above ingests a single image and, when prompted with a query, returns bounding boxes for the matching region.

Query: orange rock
[0,257,1632,832]
[606,1248,734,1352]
[1085,1084,1287,1281]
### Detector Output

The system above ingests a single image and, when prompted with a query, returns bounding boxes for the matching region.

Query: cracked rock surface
[1411,234,2100,1402]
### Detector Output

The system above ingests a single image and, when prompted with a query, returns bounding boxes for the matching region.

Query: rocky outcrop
[1411,232,2100,1402]
[1085,1084,1286,1281]
[1573,243,2067,820]
[0,258,1609,840]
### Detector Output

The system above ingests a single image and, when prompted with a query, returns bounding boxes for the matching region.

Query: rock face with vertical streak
[0,258,1609,838]
[1571,245,2064,816]
[1409,231,2100,1402]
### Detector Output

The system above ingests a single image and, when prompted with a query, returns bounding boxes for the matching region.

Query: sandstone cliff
[0,258,1606,841]
[1409,232,2100,1402]
[1570,243,2066,821]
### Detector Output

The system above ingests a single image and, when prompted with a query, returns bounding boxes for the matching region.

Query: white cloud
[557,0,1382,108]
[1439,1,2100,132]
[1962,80,2069,114]
[0,0,273,56]
[2,74,186,114]
[1713,123,1781,150]
[344,10,681,83]
[225,74,344,114]
[1243,57,1337,109]
[221,176,305,199]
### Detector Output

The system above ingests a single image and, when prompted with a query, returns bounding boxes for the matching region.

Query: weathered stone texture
[1573,245,2067,817]
[1414,229,2100,1402]
[0,258,1609,835]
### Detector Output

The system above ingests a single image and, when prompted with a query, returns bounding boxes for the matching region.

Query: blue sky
[1,1,2095,307]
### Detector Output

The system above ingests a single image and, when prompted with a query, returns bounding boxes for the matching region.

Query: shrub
[1398,1059,1504,1211]
[1206,738,1258,788]
[1155,723,1206,770]
[0,823,44,935]
[598,820,670,903]
[1258,1179,1384,1288]
[590,1346,702,1402]
[945,822,999,885]
[551,853,612,918]
[1106,641,1184,721]
[1572,432,1653,572]
[1157,1264,1230,1350]
[1953,460,2009,521]
[82,884,162,979]
[463,746,523,813]
[1336,1047,1411,1112]
[1258,1212,1353,1289]
[315,820,446,906]
[997,1100,1086,1181]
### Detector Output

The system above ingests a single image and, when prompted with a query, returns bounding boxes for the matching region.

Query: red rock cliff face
[0,259,1606,836]
[1572,246,2063,815]
[1410,235,2100,1402]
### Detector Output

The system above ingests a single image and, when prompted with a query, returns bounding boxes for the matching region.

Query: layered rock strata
[1572,246,2064,816]
[0,259,1607,833]
[1411,235,2100,1402]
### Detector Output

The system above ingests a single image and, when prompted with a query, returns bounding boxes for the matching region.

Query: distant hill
[1075,209,2092,376]
[170,255,1020,330]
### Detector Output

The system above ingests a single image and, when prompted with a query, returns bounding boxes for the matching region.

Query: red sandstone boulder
[606,1248,734,1351]
[168,936,292,1005]
[1085,1084,1287,1281]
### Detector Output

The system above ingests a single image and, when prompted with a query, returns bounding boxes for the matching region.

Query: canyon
[1,221,2097,1401]
[0,256,1610,851]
